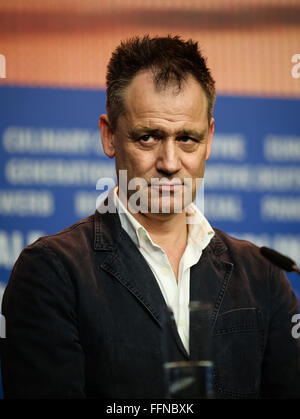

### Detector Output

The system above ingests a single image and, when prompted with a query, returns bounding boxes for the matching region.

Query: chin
[147,195,189,215]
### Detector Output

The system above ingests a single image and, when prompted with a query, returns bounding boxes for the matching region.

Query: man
[1,35,300,399]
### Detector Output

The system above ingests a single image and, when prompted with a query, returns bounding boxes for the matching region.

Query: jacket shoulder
[211,227,272,274]
[17,214,96,266]
[213,227,261,253]
[34,214,94,245]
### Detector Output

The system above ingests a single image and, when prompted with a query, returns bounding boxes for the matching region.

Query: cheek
[115,142,136,168]
[182,154,206,177]
[117,148,156,178]
[129,146,156,168]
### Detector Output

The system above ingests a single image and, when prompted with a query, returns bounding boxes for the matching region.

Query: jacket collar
[93,198,228,258]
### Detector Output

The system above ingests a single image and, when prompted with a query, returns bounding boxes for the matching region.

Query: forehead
[122,71,208,127]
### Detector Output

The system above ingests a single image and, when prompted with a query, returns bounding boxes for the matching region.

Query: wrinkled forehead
[121,70,208,124]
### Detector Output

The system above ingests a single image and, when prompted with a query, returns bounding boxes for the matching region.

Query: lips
[150,182,183,192]
[151,182,181,186]
[149,179,182,186]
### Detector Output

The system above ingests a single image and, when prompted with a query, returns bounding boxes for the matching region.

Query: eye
[139,135,151,141]
[178,136,200,151]
[178,136,198,145]
[180,137,194,143]
[138,135,157,145]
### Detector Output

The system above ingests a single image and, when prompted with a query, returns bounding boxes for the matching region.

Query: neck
[131,211,188,250]
[116,185,188,250]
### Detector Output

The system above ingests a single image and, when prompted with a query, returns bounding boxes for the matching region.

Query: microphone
[260,246,300,275]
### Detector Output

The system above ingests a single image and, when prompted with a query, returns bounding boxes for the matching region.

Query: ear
[205,117,214,160]
[99,114,115,158]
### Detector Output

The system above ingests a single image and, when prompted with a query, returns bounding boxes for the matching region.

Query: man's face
[100,70,214,215]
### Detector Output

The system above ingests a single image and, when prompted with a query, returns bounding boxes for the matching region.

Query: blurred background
[0,0,300,398]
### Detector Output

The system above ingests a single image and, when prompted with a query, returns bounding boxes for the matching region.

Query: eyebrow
[177,129,207,139]
[129,127,164,139]
[129,126,207,140]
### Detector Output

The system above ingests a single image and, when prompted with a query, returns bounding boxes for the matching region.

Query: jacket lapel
[104,230,168,328]
[95,209,167,328]
[189,235,233,361]
[94,209,190,359]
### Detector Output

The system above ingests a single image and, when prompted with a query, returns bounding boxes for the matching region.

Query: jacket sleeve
[1,240,86,398]
[260,263,300,398]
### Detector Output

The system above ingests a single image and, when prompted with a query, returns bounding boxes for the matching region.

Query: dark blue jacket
[2,209,300,398]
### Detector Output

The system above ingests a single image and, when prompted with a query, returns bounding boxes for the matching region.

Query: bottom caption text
[105,402,198,415]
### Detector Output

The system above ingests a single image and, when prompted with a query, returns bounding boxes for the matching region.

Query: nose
[155,140,181,176]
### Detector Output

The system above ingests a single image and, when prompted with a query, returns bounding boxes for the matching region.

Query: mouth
[151,184,182,191]
[149,182,183,192]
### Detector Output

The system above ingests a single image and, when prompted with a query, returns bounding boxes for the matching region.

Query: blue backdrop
[0,86,300,397]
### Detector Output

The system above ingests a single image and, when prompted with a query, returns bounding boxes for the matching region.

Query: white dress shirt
[113,187,214,353]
